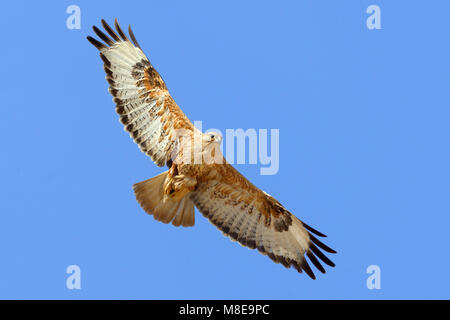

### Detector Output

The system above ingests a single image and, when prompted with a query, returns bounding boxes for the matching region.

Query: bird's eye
[211,135,215,139]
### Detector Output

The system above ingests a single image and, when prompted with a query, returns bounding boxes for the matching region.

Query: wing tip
[302,221,328,238]
[88,18,143,51]
[114,18,129,42]
[128,24,142,49]
[86,35,107,50]
[309,233,337,254]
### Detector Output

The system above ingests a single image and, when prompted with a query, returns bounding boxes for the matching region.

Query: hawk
[87,19,336,279]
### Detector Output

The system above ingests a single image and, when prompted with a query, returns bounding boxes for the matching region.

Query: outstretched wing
[189,164,336,279]
[87,19,194,167]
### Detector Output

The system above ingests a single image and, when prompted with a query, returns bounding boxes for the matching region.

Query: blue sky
[0,1,449,299]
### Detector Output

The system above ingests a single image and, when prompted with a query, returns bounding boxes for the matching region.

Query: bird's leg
[163,164,197,200]
[173,174,196,192]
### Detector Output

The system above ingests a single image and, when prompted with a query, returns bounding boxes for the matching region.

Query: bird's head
[200,131,223,164]
[202,131,223,145]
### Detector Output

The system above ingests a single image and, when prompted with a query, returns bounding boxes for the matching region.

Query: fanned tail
[133,171,195,227]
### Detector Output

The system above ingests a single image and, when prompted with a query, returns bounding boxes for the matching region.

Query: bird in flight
[87,19,336,279]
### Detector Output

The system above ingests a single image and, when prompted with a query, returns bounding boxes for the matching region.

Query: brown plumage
[88,19,336,279]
